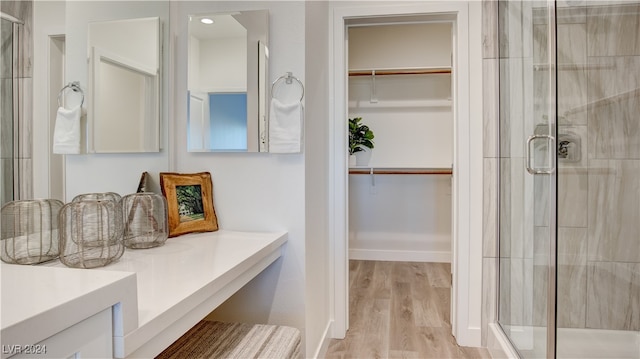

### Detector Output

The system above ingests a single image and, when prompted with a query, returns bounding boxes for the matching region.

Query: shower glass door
[1,17,15,206]
[498,0,557,358]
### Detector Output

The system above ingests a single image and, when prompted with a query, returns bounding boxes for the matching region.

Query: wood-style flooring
[325,260,491,359]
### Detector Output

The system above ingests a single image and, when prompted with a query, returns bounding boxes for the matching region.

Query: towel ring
[58,81,84,107]
[271,72,304,102]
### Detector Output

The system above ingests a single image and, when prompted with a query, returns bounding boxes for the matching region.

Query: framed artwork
[159,172,219,237]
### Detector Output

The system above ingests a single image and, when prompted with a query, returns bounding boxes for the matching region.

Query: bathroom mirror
[187,10,269,152]
[87,17,161,153]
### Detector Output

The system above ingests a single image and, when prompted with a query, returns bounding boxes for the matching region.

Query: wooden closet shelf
[348,67,452,77]
[349,167,453,175]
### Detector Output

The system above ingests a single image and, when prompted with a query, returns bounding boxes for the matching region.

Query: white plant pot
[355,149,372,166]
[349,155,357,167]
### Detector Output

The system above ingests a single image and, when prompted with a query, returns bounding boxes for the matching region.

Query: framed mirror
[87,17,161,153]
[187,10,269,152]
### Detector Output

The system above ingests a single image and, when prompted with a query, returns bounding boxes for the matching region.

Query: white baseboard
[349,248,451,263]
[311,320,333,359]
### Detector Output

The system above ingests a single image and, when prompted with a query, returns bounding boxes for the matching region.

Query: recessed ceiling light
[200,18,214,25]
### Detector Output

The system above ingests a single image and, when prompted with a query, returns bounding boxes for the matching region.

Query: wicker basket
[122,193,168,249]
[1,199,64,264]
[59,199,124,268]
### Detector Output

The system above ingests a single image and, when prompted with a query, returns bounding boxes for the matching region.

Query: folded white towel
[53,106,81,154]
[269,98,303,153]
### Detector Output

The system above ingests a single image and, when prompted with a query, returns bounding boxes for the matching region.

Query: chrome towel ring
[271,72,304,102]
[58,81,84,107]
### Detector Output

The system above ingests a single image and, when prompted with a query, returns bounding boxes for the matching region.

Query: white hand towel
[53,106,81,154]
[269,98,303,153]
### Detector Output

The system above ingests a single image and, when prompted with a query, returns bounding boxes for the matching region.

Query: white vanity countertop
[0,263,137,359]
[2,229,288,358]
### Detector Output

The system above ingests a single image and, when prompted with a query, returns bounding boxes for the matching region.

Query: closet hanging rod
[349,67,452,77]
[349,167,453,175]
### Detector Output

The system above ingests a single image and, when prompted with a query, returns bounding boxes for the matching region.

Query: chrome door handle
[526,134,556,175]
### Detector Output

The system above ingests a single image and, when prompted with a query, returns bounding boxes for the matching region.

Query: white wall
[304,2,332,357]
[32,1,65,200]
[64,1,170,198]
[171,2,326,357]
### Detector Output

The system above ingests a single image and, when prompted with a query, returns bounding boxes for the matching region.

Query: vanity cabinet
[9,309,112,359]
[347,21,454,263]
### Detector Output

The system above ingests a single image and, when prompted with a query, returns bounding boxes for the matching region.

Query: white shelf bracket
[370,70,378,103]
[370,167,376,187]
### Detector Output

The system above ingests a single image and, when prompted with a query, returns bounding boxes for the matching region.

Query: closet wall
[348,22,454,262]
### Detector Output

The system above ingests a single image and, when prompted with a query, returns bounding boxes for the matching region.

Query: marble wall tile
[1,0,33,78]
[499,158,511,258]
[532,263,548,327]
[586,261,640,330]
[588,160,640,263]
[1,79,12,159]
[587,3,640,57]
[509,157,526,259]
[1,20,12,79]
[482,257,498,346]
[17,78,31,159]
[587,56,640,160]
[0,158,13,206]
[484,158,498,258]
[558,167,588,228]
[558,24,588,126]
[498,258,512,326]
[483,59,499,158]
[17,158,31,199]
[533,174,549,227]
[556,227,587,328]
[499,58,528,159]
[482,0,498,59]
[556,3,587,25]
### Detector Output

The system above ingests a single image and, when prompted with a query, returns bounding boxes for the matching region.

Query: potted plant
[348,117,375,166]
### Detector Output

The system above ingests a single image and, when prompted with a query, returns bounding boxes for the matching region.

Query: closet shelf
[349,99,452,109]
[349,167,453,175]
[348,67,452,77]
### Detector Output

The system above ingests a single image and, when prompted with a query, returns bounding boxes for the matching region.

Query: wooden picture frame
[159,172,219,237]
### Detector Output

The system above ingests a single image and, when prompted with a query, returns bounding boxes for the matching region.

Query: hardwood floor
[325,260,491,359]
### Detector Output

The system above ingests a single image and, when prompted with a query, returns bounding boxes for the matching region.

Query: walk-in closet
[347,21,454,263]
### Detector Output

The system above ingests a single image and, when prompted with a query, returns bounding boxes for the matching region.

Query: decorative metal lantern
[72,192,122,203]
[59,200,124,268]
[122,193,168,249]
[1,199,64,264]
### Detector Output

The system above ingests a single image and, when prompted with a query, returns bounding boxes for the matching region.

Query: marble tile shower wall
[0,0,33,201]
[482,1,640,344]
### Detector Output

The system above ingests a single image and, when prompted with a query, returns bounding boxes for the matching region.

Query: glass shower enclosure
[498,0,640,358]
[0,12,21,206]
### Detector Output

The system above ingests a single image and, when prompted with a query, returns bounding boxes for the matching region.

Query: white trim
[329,2,482,346]
[311,321,333,359]
[349,249,451,263]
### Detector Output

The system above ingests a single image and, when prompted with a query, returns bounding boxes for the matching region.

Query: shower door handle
[526,134,556,175]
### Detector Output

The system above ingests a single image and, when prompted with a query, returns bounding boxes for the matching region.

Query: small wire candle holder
[72,192,122,203]
[1,199,64,264]
[59,199,124,268]
[122,193,168,249]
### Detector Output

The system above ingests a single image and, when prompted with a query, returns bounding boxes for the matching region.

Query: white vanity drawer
[7,308,112,359]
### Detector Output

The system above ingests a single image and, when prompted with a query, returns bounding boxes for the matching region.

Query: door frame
[328,1,483,347]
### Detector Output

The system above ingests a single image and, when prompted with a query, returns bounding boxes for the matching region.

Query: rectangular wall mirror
[187,10,269,152]
[87,17,161,153]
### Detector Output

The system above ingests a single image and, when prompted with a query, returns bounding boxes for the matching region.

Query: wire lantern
[1,199,63,264]
[59,199,124,268]
[122,192,168,249]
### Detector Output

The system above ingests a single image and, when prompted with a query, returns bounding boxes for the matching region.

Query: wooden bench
[155,321,301,359]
